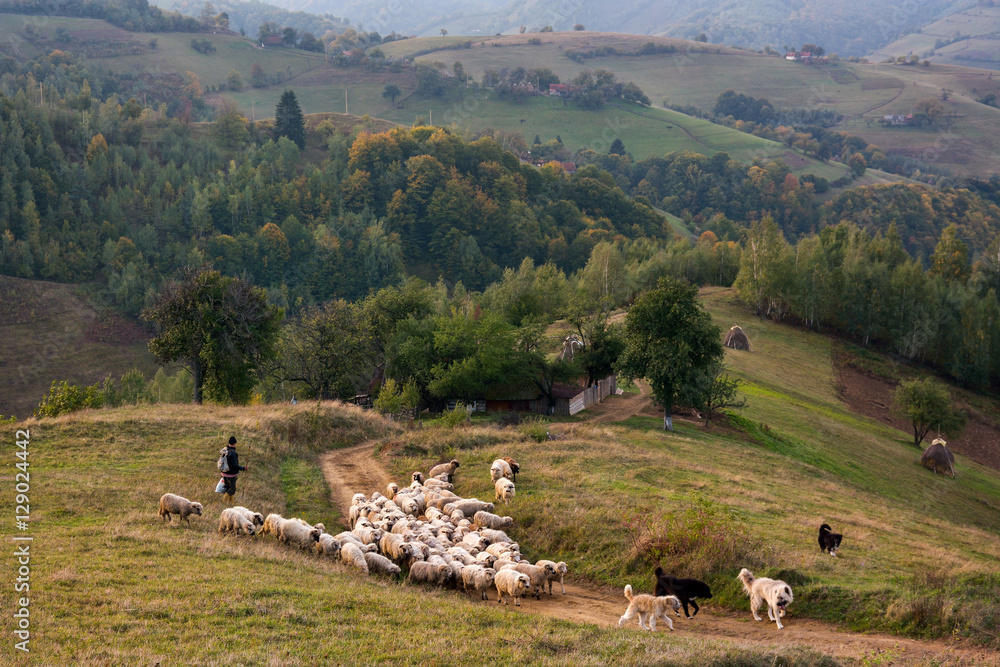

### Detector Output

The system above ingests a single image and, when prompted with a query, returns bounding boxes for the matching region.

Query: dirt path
[320,439,997,664]
[582,379,655,424]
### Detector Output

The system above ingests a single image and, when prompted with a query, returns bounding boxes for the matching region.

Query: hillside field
[3,288,1000,665]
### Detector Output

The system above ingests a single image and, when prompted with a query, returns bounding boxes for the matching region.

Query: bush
[435,403,470,428]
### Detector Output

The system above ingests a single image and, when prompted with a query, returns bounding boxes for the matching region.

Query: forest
[2,41,1000,404]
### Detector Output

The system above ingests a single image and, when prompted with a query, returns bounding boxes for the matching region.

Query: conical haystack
[723,325,754,351]
[921,438,956,478]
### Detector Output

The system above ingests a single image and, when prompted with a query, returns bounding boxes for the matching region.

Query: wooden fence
[568,375,617,416]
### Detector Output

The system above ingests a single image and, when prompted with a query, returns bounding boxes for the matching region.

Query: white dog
[737,568,793,629]
[617,584,682,631]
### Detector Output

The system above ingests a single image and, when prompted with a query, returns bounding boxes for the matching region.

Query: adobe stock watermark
[12,428,32,653]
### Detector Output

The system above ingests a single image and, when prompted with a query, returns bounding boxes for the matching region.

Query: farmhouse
[548,83,577,97]
[882,113,914,126]
[260,35,283,48]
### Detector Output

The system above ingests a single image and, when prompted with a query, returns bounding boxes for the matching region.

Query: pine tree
[274,90,306,149]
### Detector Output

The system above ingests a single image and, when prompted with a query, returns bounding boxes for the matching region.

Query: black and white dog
[818,523,842,557]
[654,567,713,618]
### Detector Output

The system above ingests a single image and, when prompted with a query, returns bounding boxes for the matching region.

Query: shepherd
[218,436,248,504]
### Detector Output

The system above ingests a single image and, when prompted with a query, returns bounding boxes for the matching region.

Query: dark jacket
[222,446,246,478]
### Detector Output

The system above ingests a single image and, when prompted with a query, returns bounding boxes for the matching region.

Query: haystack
[723,325,754,351]
[920,438,956,478]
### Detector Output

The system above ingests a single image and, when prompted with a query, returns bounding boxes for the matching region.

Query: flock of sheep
[157,455,568,607]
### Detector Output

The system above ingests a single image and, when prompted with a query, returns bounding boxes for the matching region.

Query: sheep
[352,493,368,506]
[280,519,322,549]
[334,531,377,552]
[218,508,257,536]
[494,569,531,606]
[534,560,568,594]
[411,471,424,485]
[486,542,520,560]
[502,457,521,483]
[231,506,264,528]
[379,533,418,565]
[500,562,555,599]
[352,524,384,546]
[474,510,515,531]
[444,499,495,518]
[315,533,342,560]
[340,542,369,574]
[158,493,203,526]
[494,478,515,506]
[480,528,514,544]
[261,513,286,537]
[364,552,402,577]
[462,565,497,600]
[462,532,490,551]
[408,561,452,587]
[476,551,498,567]
[423,478,454,491]
[386,482,399,500]
[490,459,513,483]
[428,459,460,482]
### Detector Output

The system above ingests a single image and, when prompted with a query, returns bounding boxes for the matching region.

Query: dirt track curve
[319,395,999,664]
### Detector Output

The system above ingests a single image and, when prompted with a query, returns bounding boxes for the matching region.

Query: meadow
[3,288,1000,664]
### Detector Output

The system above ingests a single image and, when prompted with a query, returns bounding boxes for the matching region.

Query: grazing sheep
[364,552,402,577]
[462,566,497,600]
[408,561,452,587]
[261,513,286,537]
[502,457,521,483]
[280,520,322,549]
[480,528,513,544]
[534,560,568,594]
[315,533,342,560]
[218,508,257,536]
[476,551,498,567]
[429,459,461,483]
[352,524,384,546]
[494,569,531,606]
[494,478,515,505]
[231,506,264,527]
[474,510,515,531]
[158,493,203,526]
[444,499,495,518]
[490,459,513,483]
[386,482,399,500]
[500,562,555,599]
[424,478,454,491]
[340,542,369,574]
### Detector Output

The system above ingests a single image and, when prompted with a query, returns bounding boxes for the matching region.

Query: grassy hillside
[380,33,1000,176]
[4,289,1000,664]
[872,5,1000,70]
[0,277,156,420]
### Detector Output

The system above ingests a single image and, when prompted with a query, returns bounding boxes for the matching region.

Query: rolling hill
[4,287,1000,665]
[873,4,1000,70]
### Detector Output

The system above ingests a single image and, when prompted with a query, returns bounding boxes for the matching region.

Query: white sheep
[315,533,342,560]
[280,519,321,549]
[340,542,369,574]
[490,459,513,482]
[534,560,569,594]
[231,506,264,528]
[364,552,402,577]
[218,507,257,536]
[380,533,417,565]
[444,499,495,518]
[494,569,531,606]
[352,524,384,546]
[386,482,399,500]
[500,562,555,599]
[408,561,452,587]
[158,493,203,526]
[261,513,285,537]
[473,510,515,531]
[462,565,497,600]
[428,459,461,482]
[480,528,513,544]
[494,478,515,505]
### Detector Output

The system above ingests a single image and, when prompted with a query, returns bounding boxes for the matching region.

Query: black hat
[228,436,237,446]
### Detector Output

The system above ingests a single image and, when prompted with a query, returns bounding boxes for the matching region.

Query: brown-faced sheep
[352,523,384,546]
[408,561,452,587]
[364,552,402,577]
[428,459,460,482]
[340,542,369,574]
[494,478,515,505]
[501,457,521,483]
[500,562,555,599]
[534,560,568,594]
[158,493,203,526]
[473,510,515,531]
[411,471,424,485]
[462,565,497,600]
[231,506,264,528]
[218,508,257,536]
[494,569,531,606]
[490,459,512,483]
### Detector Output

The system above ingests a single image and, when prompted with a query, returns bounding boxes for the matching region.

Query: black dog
[654,567,713,618]
[818,523,843,556]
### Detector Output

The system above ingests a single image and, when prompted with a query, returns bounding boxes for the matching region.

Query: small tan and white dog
[737,568,794,629]
[617,584,682,631]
